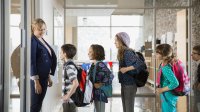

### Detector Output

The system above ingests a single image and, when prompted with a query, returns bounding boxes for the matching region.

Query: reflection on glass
[111,15,143,27]
[78,16,110,26]
[10,13,21,112]
[53,8,64,48]
[77,27,110,61]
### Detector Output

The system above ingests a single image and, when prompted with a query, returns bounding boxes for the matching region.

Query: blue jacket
[31,35,57,79]
[118,49,145,85]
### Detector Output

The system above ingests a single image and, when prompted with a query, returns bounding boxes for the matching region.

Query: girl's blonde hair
[116,35,130,61]
[156,44,175,63]
[31,18,46,33]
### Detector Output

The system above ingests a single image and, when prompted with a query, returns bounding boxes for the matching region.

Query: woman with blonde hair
[31,18,57,112]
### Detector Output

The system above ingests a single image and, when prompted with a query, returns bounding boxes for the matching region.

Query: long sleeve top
[31,35,57,80]
[89,61,113,103]
[160,64,179,112]
[118,49,146,85]
[160,64,179,90]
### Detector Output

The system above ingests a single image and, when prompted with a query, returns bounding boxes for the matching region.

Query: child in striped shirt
[60,44,79,112]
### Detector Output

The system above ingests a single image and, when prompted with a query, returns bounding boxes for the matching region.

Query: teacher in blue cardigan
[31,18,57,112]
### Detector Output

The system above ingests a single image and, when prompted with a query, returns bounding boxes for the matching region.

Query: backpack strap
[92,61,101,82]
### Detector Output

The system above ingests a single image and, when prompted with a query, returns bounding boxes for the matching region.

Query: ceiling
[11,0,145,15]
[65,0,145,16]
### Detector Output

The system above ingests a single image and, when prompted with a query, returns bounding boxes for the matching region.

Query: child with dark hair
[60,44,79,112]
[156,44,179,112]
[191,45,200,112]
[88,44,113,112]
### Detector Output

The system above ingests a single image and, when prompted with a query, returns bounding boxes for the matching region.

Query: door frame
[20,0,32,111]
[2,0,10,112]
[0,0,4,111]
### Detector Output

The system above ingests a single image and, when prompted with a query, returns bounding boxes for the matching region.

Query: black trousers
[31,79,48,112]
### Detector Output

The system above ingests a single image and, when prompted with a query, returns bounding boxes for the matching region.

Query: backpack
[65,61,90,107]
[93,61,114,98]
[171,59,190,96]
[134,52,149,87]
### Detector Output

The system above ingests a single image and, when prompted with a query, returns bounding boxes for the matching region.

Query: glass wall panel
[77,27,111,61]
[111,15,143,27]
[78,16,110,26]
[53,8,64,48]
[0,1,3,111]
[156,8,189,112]
[10,0,21,111]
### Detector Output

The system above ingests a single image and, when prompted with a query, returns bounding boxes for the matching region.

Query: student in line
[156,44,179,112]
[60,44,79,112]
[31,18,57,112]
[88,44,112,112]
[191,45,200,112]
[114,32,145,112]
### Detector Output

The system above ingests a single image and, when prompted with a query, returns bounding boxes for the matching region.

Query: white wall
[38,0,64,112]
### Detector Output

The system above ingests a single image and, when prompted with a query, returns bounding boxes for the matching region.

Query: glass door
[0,1,4,111]
[65,2,157,111]
[10,0,21,111]
[1,0,32,112]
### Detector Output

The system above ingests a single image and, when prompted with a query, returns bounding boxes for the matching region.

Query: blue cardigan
[31,35,57,80]
[118,49,145,85]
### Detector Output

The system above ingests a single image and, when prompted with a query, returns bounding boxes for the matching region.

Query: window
[77,15,144,61]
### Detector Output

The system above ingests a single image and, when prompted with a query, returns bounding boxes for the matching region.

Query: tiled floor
[57,85,156,112]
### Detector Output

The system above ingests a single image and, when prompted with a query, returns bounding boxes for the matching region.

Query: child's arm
[94,62,113,88]
[156,65,179,94]
[62,64,79,101]
[62,79,79,101]
[156,86,169,94]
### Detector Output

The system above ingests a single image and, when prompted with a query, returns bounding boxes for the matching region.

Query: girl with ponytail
[156,44,179,112]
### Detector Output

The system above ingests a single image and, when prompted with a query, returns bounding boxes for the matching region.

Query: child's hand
[120,67,128,74]
[48,76,53,87]
[156,88,164,94]
[62,95,69,102]
[94,83,103,88]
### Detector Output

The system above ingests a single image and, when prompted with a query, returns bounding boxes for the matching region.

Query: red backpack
[65,62,90,107]
[171,59,190,96]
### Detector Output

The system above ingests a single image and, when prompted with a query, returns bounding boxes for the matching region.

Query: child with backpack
[60,44,79,112]
[156,44,179,112]
[114,32,146,112]
[88,44,113,112]
[191,45,200,112]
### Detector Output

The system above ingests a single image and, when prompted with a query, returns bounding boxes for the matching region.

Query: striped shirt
[62,60,78,97]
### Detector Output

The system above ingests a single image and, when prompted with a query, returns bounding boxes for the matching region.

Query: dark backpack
[122,51,149,87]
[65,62,90,107]
[134,52,149,87]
